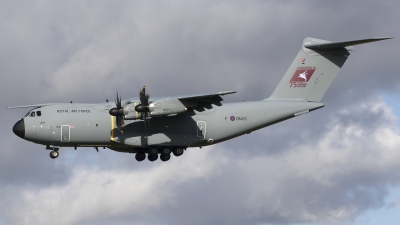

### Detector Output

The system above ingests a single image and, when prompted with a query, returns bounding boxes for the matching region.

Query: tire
[135,153,146,162]
[160,154,171,162]
[148,148,158,155]
[50,151,59,159]
[173,148,184,157]
[161,148,171,155]
[148,153,158,162]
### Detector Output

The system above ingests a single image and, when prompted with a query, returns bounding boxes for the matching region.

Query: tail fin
[268,37,391,102]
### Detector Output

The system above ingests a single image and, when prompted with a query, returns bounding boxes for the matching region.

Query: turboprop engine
[109,86,189,131]
[124,97,187,120]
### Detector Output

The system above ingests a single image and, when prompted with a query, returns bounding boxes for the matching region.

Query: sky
[1,0,400,224]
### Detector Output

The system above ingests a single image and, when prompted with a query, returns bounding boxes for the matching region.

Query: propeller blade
[137,86,151,129]
[110,92,124,133]
[146,112,150,127]
[115,92,121,108]
[144,113,147,129]
[144,94,149,105]
[139,86,146,105]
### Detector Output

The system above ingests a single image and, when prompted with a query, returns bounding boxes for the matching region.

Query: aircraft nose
[13,119,25,139]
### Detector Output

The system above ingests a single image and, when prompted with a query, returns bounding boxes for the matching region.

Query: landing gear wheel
[161,148,171,155]
[160,154,171,162]
[50,151,59,159]
[149,148,158,155]
[135,153,146,162]
[148,154,158,162]
[173,148,184,157]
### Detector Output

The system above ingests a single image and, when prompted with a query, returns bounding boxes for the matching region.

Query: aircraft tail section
[268,37,391,102]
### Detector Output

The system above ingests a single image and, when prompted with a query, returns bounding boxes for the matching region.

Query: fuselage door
[197,121,206,139]
[61,125,70,142]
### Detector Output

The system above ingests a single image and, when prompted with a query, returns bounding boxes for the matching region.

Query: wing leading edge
[178,91,237,108]
[8,103,68,109]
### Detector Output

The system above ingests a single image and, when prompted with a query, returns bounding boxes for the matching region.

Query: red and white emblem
[289,67,316,88]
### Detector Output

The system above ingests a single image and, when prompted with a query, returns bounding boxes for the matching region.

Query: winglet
[304,37,392,50]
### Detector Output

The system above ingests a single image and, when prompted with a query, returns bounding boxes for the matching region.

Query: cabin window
[30,112,36,117]
[37,111,41,116]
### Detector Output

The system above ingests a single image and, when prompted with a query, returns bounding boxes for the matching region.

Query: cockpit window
[24,107,40,118]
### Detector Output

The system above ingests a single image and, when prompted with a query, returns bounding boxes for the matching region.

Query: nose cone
[13,119,25,139]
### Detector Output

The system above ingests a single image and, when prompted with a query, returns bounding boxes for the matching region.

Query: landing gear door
[61,125,70,142]
[197,121,206,139]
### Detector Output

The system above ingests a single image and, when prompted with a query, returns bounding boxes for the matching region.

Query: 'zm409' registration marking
[230,116,247,121]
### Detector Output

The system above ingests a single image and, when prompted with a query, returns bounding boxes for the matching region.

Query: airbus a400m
[10,37,390,162]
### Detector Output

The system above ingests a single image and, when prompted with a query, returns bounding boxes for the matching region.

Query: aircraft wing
[177,91,236,108]
[8,103,67,109]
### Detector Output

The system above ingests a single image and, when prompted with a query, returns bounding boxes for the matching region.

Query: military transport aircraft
[10,37,390,162]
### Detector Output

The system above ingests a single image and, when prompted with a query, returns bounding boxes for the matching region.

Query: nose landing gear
[46,145,60,159]
[50,150,59,159]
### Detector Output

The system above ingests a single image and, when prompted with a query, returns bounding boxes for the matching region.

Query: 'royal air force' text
[57,109,91,113]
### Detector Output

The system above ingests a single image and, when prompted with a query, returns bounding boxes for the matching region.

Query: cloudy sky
[1,0,400,224]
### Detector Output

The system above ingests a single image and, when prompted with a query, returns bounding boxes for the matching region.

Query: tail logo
[289,67,316,88]
[298,70,308,81]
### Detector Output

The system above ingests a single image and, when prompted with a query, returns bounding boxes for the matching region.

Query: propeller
[135,86,151,127]
[109,87,151,132]
[109,92,124,133]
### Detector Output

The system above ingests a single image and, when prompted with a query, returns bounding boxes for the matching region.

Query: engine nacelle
[122,103,139,120]
[123,98,187,120]
[149,98,187,116]
[122,103,136,115]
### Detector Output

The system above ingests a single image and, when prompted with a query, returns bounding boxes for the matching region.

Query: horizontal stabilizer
[305,37,392,50]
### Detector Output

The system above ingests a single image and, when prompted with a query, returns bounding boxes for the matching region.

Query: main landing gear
[173,148,184,157]
[135,152,146,161]
[160,154,170,162]
[135,147,185,162]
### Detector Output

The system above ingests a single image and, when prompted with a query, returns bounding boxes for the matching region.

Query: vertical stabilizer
[268,37,390,102]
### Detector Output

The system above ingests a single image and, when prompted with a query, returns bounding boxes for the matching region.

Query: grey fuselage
[17,98,324,153]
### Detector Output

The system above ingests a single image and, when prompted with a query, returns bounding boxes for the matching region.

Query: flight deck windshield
[24,108,41,117]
